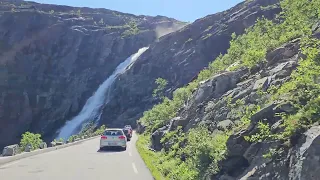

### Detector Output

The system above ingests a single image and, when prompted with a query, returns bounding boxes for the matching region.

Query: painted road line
[132,162,138,174]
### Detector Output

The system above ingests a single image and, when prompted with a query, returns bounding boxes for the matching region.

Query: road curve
[0,132,153,180]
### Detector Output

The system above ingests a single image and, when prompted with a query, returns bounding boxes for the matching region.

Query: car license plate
[108,142,116,146]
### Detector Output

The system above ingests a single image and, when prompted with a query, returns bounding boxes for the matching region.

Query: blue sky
[32,0,243,22]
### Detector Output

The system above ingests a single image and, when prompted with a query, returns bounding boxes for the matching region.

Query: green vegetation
[105,21,142,37]
[136,135,166,180]
[92,124,106,136]
[99,18,104,25]
[69,123,106,142]
[121,21,140,38]
[67,135,78,143]
[20,132,43,151]
[70,9,81,16]
[152,78,168,99]
[245,122,273,142]
[16,123,106,154]
[136,0,320,179]
[260,4,278,10]
[76,9,81,16]
[53,138,64,143]
[137,127,229,180]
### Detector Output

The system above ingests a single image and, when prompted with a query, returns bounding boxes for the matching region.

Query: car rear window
[103,130,124,136]
[123,129,129,133]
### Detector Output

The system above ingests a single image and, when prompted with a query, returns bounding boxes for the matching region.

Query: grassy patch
[136,135,166,180]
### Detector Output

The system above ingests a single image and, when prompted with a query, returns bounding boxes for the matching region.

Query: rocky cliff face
[0,0,184,148]
[137,0,320,176]
[146,23,320,179]
[100,0,281,127]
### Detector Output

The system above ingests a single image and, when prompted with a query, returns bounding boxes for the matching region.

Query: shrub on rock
[20,132,43,152]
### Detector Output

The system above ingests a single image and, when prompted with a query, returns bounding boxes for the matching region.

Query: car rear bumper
[100,145,126,148]
[100,141,126,148]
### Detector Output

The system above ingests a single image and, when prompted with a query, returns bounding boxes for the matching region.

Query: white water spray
[56,47,149,140]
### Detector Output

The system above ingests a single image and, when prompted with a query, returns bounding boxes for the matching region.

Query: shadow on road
[97,147,126,153]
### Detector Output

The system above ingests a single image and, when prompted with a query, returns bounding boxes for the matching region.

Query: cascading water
[56,47,149,140]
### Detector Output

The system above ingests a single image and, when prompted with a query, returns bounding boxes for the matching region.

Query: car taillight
[119,135,126,139]
[101,136,107,139]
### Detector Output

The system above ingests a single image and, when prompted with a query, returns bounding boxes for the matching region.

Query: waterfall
[56,47,149,140]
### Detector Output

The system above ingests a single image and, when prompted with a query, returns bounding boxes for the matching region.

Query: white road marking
[0,160,19,168]
[132,162,138,174]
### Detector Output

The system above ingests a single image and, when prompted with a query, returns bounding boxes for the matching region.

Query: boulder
[250,103,278,123]
[214,108,229,122]
[252,76,271,91]
[151,126,167,151]
[226,133,251,157]
[2,144,19,156]
[243,142,261,163]
[39,142,47,149]
[56,141,64,146]
[50,141,56,147]
[289,126,320,180]
[231,88,252,103]
[266,40,300,66]
[274,102,296,114]
[217,120,234,131]
[25,143,32,152]
[192,70,248,106]
[171,116,189,129]
[221,156,250,177]
[136,121,146,134]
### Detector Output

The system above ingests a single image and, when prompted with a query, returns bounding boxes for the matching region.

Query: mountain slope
[136,0,320,179]
[99,0,281,127]
[0,0,185,148]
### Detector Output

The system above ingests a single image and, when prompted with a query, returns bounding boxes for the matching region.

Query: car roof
[104,128,123,131]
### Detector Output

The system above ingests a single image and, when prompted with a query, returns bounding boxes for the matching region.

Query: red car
[124,125,132,139]
[123,128,132,141]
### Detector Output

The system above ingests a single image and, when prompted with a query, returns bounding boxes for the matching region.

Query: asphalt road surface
[0,132,154,180]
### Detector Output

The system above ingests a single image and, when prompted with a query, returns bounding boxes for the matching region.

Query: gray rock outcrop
[2,144,19,156]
